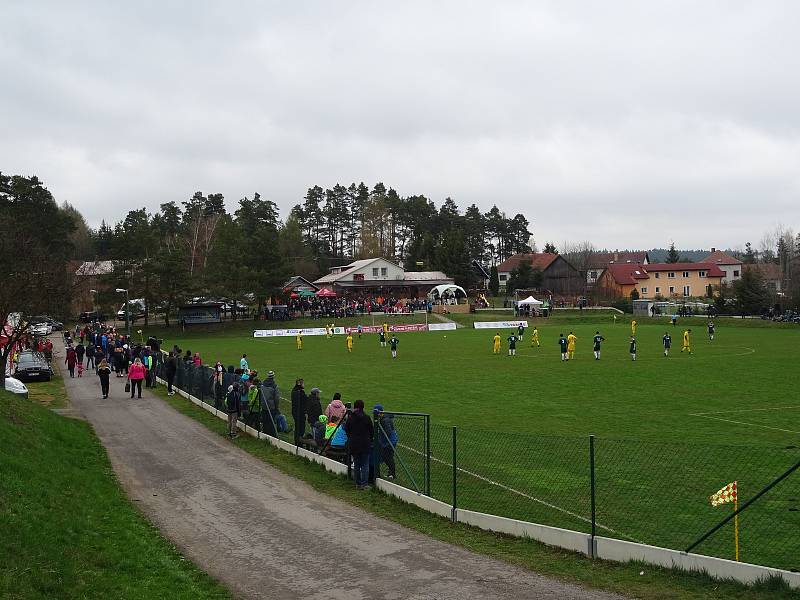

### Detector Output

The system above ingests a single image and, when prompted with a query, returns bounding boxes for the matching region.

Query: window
[372,268,379,277]
[499,274,507,281]
[668,272,675,278]
[654,272,660,279]
[682,271,689,278]
[353,273,364,281]
[683,285,691,297]
[640,287,648,295]
[380,267,387,276]
[655,286,661,294]
[669,286,675,294]
[733,270,740,277]
[699,271,706,277]
[590,271,598,279]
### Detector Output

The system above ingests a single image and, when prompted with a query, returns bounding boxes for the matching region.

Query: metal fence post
[425,415,431,496]
[589,434,596,558]
[451,426,457,523]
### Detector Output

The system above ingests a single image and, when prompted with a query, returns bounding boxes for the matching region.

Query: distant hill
[647,248,722,263]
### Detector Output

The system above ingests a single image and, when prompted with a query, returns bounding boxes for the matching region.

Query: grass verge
[0,388,231,600]
[154,386,799,600]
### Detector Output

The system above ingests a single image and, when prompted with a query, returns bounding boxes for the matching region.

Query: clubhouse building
[313,257,454,297]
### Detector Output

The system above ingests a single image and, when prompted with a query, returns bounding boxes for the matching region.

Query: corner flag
[709,481,739,561]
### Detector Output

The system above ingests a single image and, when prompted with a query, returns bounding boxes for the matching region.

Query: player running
[530,326,540,347]
[592,331,605,360]
[707,321,715,341]
[681,328,692,354]
[492,332,501,354]
[631,319,637,335]
[389,334,399,358]
[507,332,518,356]
[517,323,525,340]
[567,331,577,359]
[629,336,637,361]
[662,331,672,357]
[558,333,568,361]
[296,331,303,350]
[346,332,353,353]
[379,330,387,347]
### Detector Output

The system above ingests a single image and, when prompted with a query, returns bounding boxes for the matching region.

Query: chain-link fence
[156,357,799,572]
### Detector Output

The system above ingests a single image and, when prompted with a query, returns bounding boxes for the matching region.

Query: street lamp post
[89,289,97,316]
[115,288,130,337]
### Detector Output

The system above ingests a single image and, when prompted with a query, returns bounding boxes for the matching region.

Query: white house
[703,249,743,284]
[313,257,453,295]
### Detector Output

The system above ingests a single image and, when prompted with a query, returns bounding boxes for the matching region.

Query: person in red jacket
[128,357,146,399]
[64,347,78,378]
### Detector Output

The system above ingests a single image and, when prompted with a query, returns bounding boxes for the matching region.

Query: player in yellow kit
[346,332,353,353]
[296,331,303,350]
[492,332,501,354]
[631,320,637,335]
[681,328,692,354]
[530,326,540,347]
[567,331,577,359]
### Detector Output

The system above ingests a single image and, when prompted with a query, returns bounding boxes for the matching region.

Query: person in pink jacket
[128,357,146,399]
[324,393,347,421]
[193,352,202,366]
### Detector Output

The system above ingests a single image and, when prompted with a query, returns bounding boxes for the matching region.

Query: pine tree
[666,242,680,263]
[489,265,500,296]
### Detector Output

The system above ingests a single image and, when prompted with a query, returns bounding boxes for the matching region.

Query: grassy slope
[0,389,230,600]
[142,315,800,571]
[155,385,799,600]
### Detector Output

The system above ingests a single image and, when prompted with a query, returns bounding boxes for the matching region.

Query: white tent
[428,284,467,299]
[517,295,543,306]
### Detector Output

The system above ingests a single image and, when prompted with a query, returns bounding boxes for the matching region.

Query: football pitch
[148,314,800,571]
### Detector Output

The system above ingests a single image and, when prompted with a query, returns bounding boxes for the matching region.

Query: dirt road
[58,339,624,599]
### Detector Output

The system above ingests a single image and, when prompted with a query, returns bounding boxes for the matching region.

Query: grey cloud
[1,1,799,250]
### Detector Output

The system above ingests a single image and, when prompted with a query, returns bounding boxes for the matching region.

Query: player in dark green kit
[379,330,387,347]
[558,333,568,361]
[629,336,637,361]
[389,335,399,358]
[662,332,672,357]
[507,333,518,356]
[592,331,605,360]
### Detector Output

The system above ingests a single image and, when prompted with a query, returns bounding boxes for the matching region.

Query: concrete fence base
[155,376,799,590]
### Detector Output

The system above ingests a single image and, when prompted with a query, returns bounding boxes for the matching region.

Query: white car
[30,322,52,336]
[4,376,29,398]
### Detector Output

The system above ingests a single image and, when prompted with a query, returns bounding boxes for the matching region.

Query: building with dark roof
[496,253,582,295]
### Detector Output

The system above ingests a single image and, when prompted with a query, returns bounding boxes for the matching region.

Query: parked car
[14,351,53,382]
[4,376,29,398]
[28,315,63,330]
[30,322,52,336]
[117,299,146,322]
[79,310,105,323]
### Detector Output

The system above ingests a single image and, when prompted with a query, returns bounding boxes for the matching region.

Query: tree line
[84,181,533,322]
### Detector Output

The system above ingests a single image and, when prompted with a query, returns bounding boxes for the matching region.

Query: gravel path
[57,337,625,599]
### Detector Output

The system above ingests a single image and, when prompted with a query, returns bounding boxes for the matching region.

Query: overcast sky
[2,1,799,251]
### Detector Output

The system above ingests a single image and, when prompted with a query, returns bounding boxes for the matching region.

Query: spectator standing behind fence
[306,387,323,428]
[261,371,288,434]
[165,352,177,396]
[325,393,346,421]
[291,378,308,443]
[128,358,146,399]
[225,382,241,439]
[345,400,374,490]
[373,405,397,480]
[97,359,111,399]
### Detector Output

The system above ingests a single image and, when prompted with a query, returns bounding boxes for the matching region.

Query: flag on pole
[709,481,740,561]
[709,481,737,506]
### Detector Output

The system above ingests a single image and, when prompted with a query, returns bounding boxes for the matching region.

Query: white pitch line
[397,442,642,543]
[689,414,800,435]
[692,406,800,416]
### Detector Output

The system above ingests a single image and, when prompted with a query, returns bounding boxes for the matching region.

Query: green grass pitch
[144,314,800,571]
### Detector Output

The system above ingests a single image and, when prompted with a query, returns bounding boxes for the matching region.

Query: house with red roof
[702,248,743,284]
[597,262,725,299]
[497,253,582,295]
[585,251,650,285]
